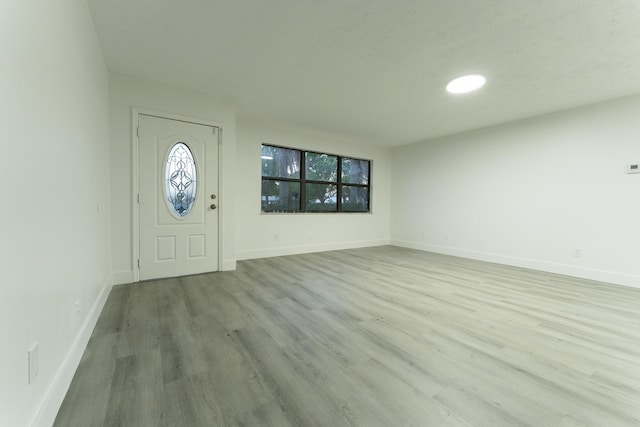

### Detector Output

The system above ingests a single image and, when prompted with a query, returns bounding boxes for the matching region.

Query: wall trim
[236,239,390,261]
[391,239,640,289]
[30,275,113,427]
[222,259,237,271]
[112,270,133,285]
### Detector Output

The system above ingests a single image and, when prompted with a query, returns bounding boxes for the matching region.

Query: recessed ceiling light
[446,74,486,94]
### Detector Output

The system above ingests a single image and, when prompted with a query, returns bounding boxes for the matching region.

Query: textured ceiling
[87,0,640,146]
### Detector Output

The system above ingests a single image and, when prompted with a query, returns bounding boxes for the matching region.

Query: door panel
[138,114,219,280]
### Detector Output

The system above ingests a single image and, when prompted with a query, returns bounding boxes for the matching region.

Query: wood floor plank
[103,350,162,427]
[55,246,640,427]
[91,285,131,336]
[159,373,225,427]
[117,282,161,358]
[230,326,355,426]
[53,333,120,427]
[231,290,309,347]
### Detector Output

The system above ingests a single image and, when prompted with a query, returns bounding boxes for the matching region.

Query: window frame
[261,144,371,213]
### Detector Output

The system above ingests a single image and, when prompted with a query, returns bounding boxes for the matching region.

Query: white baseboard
[390,240,640,289]
[30,275,113,427]
[112,270,133,285]
[221,259,237,271]
[113,261,236,280]
[236,239,390,261]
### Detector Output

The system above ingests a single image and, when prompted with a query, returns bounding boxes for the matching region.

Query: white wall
[236,118,392,259]
[391,95,640,288]
[0,1,112,426]
[109,73,237,283]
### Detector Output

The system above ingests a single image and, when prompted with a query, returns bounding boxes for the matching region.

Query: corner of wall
[30,275,112,427]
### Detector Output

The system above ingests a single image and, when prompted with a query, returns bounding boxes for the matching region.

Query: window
[261,144,371,213]
[165,142,197,217]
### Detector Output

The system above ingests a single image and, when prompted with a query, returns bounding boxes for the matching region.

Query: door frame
[131,107,223,282]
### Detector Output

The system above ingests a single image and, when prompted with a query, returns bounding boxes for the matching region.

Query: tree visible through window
[261,144,370,213]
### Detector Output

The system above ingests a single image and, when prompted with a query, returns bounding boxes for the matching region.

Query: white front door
[138,114,219,281]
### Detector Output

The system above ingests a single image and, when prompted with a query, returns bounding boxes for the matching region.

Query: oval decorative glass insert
[165,142,197,217]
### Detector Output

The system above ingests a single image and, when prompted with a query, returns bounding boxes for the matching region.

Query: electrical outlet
[75,300,81,317]
[28,343,39,384]
[274,234,279,242]
[573,248,583,258]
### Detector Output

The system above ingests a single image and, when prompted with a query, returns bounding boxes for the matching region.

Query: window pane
[165,142,197,217]
[261,180,300,212]
[306,152,337,182]
[262,145,300,179]
[341,158,369,185]
[341,185,369,212]
[306,183,337,211]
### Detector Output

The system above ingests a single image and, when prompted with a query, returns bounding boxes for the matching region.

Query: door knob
[210,204,217,210]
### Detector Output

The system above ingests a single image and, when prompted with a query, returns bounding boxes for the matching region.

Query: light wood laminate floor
[54,246,640,426]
